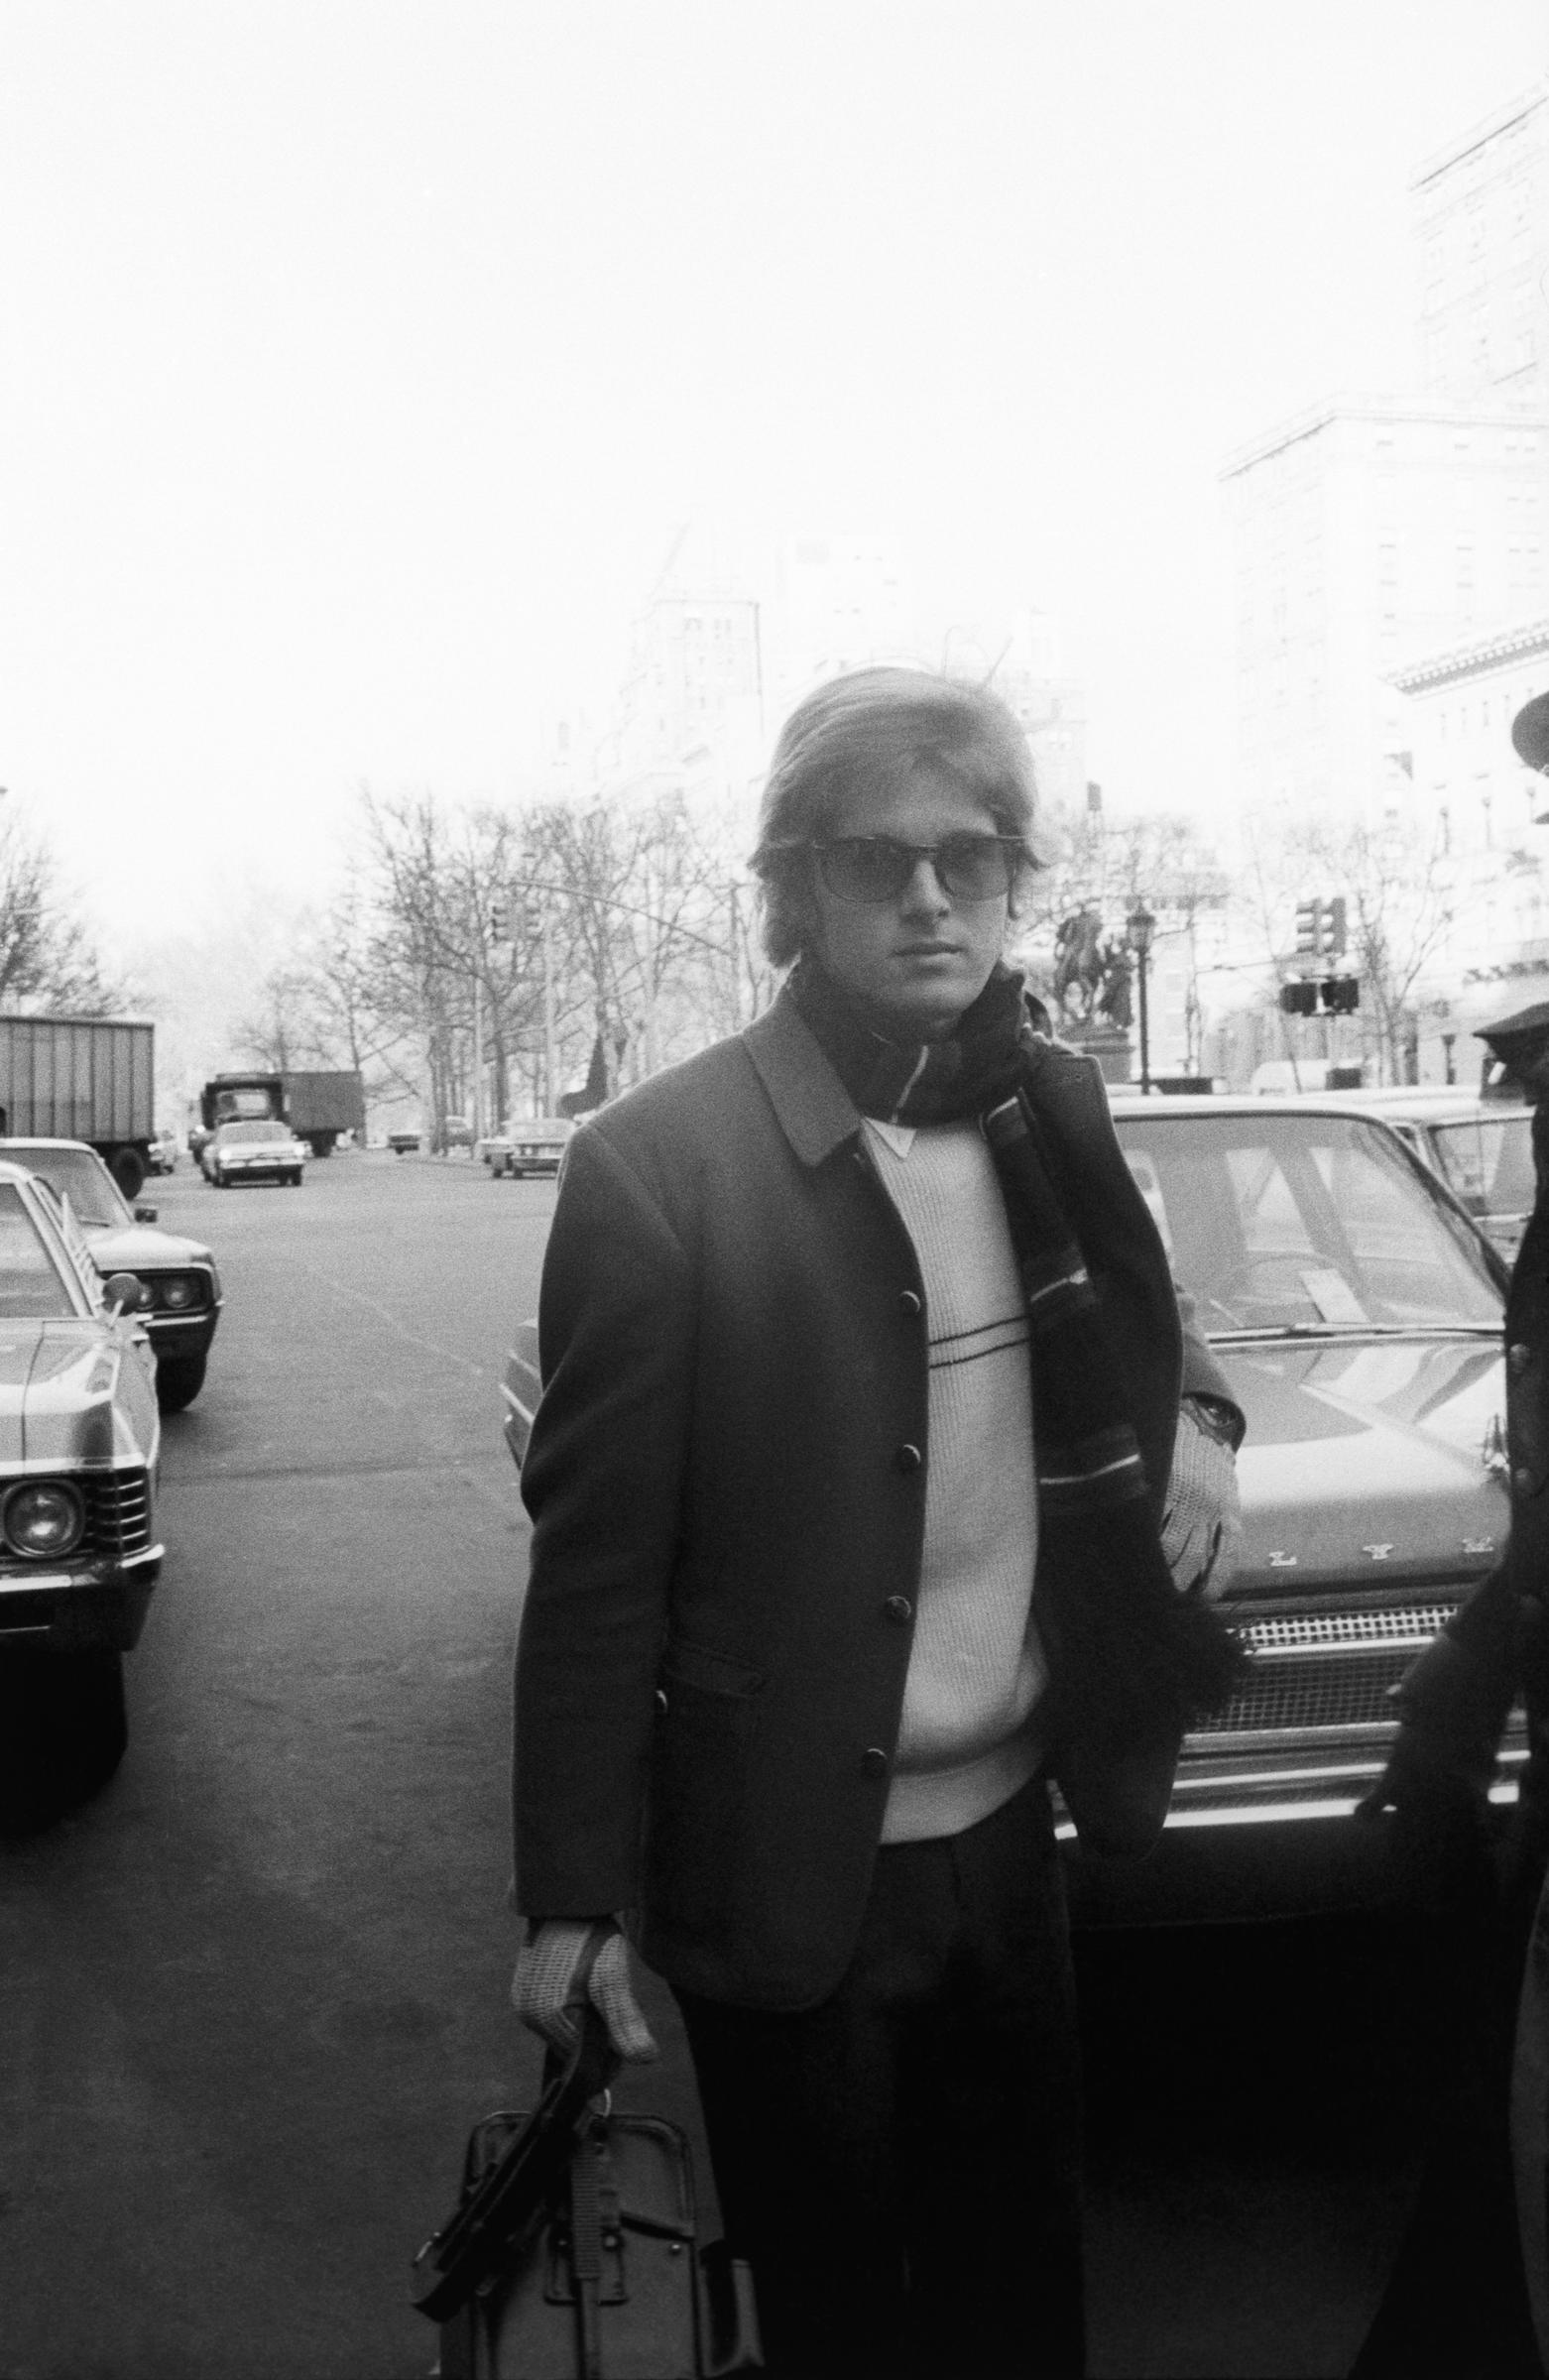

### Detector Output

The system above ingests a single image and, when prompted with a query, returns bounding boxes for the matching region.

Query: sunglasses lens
[819,842,912,900]
[937,837,1014,899]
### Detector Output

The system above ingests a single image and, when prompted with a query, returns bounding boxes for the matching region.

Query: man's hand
[1356,1726,1500,1921]
[511,1918,659,2063]
[1160,1399,1243,1601]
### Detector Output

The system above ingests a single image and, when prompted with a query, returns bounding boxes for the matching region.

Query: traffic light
[489,901,509,941]
[1279,980,1319,1016]
[1294,899,1326,958]
[1325,896,1348,959]
[1320,976,1360,1014]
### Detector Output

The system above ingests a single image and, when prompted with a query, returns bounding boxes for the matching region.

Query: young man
[511,667,1243,2379]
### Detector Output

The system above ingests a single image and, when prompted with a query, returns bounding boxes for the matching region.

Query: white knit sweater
[863,1118,1046,1843]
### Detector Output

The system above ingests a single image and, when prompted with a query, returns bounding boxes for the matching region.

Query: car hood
[1221,1333,1509,1595]
[80,1223,214,1270]
[0,1320,155,1466]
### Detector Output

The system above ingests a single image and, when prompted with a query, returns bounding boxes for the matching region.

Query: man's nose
[900,855,951,913]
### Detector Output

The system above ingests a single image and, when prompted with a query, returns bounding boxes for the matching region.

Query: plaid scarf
[792,961,1245,1846]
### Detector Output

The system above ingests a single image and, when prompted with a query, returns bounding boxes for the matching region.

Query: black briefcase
[412,2008,763,2379]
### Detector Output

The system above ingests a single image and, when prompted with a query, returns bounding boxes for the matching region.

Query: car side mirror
[134,1203,158,1223]
[102,1271,152,1313]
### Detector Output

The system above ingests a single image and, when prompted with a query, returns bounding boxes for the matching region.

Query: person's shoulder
[578,1033,763,1160]
[1020,992,1105,1081]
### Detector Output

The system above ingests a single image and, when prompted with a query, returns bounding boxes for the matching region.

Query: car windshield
[218,1121,289,1143]
[1114,1113,1502,1336]
[0,1184,78,1318]
[4,1143,128,1229]
[1425,1114,1535,1218]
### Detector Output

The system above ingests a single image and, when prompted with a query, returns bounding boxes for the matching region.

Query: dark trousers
[676,1775,1085,2380]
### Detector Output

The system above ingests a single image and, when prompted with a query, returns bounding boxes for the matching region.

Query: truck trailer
[0,1014,156,1196]
[199,1070,366,1157]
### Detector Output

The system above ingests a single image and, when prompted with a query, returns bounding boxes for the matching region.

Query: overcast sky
[2,0,1545,959]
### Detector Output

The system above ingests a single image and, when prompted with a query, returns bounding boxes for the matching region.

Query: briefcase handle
[411,1999,621,2322]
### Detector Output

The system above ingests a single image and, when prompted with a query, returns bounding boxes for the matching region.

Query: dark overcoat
[513,985,1235,2011]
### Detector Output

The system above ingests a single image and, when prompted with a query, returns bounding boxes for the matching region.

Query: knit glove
[1160,1401,1243,1602]
[511,1918,658,2064]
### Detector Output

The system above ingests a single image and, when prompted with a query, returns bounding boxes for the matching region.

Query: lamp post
[1127,902,1156,1095]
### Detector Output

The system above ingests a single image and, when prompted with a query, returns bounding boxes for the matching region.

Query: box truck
[198,1070,366,1157]
[0,1014,156,1196]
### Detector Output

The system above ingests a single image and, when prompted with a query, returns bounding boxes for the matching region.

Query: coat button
[1515,1465,1536,1494]
[885,1595,913,1624]
[898,1289,923,1316]
[861,1746,890,1775]
[894,1443,922,1474]
[1511,1342,1533,1375]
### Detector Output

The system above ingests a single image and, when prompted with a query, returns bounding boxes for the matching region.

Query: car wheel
[291,1170,302,1186]
[0,1648,128,1827]
[156,1352,207,1412]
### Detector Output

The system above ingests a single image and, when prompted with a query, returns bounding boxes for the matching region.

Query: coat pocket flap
[659,1637,764,1699]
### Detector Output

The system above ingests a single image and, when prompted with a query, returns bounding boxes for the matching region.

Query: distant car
[491,1118,574,1179]
[441,1116,475,1151]
[202,1119,307,1189]
[503,1094,1516,1925]
[386,1130,421,1156]
[0,1158,163,1797]
[0,1138,223,1412]
[146,1126,180,1176]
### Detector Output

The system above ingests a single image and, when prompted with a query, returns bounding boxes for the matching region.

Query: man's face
[804,767,1012,1041]
[1506,1036,1549,1100]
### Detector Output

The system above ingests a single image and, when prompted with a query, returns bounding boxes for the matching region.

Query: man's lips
[895,943,963,958]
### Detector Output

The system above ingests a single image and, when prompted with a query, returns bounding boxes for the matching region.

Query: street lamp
[1127,902,1156,1095]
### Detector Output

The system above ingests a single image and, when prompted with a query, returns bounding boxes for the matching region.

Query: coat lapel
[742,987,862,1168]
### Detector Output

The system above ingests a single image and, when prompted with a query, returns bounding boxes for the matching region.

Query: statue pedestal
[1058,1020,1133,1085]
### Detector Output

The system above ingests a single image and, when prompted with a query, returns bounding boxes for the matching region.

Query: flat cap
[1512,690,1549,772]
[1476,998,1549,1048]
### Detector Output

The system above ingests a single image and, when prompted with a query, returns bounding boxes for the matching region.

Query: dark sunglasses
[811,834,1022,905]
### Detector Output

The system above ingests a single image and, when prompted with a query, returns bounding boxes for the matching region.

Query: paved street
[0,1150,1451,2377]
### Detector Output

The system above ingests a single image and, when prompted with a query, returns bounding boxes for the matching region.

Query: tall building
[1224,80,1549,830]
[1223,395,1548,818]
[1388,615,1549,1045]
[1415,81,1549,404]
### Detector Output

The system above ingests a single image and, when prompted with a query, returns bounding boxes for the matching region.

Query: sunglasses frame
[809,834,1024,905]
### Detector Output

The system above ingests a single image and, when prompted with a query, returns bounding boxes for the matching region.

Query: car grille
[1193,1601,1461,1739]
[80,1469,154,1560]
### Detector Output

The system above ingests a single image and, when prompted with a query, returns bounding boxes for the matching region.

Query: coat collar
[742,982,863,1167]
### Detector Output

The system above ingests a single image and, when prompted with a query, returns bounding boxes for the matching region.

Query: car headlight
[5,1481,85,1559]
[155,1273,202,1311]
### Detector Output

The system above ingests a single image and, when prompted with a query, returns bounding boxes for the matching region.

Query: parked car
[491,1118,574,1179]
[441,1115,475,1151]
[386,1130,421,1156]
[201,1119,307,1189]
[147,1125,181,1176]
[502,1093,1515,1924]
[0,1137,223,1412]
[0,1158,162,1804]
[1312,1087,1535,1263]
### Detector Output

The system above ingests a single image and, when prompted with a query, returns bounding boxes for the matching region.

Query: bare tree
[0,814,119,1015]
[1247,811,1456,1085]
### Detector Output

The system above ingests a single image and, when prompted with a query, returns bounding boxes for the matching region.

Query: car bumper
[218,1162,300,1181]
[146,1307,221,1362]
[0,1543,163,1652]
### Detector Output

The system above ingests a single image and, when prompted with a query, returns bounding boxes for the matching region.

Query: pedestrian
[509,665,1246,2380]
[1351,688,1549,2380]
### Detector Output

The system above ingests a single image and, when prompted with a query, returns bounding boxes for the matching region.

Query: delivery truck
[0,1014,156,1196]
[198,1069,366,1157]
